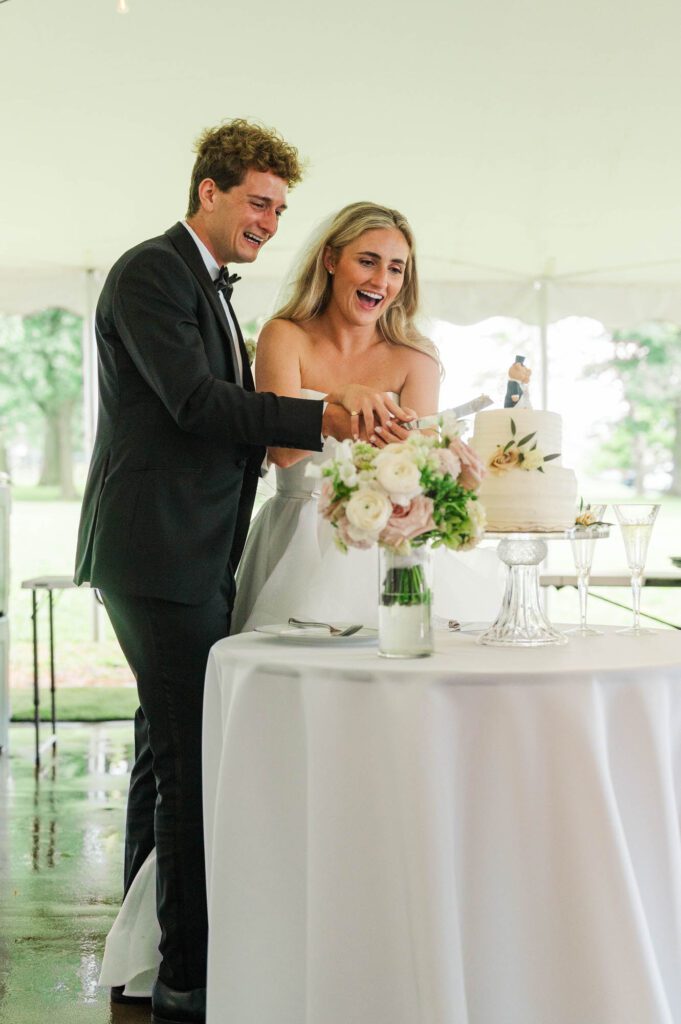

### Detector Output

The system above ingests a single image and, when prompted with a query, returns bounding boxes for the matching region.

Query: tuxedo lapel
[165,222,243,383]
[228,302,255,391]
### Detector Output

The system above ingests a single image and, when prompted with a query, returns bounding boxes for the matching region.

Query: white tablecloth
[202,628,681,1024]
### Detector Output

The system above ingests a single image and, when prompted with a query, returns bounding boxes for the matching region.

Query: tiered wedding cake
[470,409,577,532]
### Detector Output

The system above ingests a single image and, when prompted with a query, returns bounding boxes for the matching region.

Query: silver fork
[288,617,363,637]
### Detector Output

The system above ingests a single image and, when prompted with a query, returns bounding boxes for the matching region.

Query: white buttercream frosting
[470,409,578,531]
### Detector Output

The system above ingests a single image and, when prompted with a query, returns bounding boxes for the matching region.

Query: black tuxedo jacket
[75,222,323,605]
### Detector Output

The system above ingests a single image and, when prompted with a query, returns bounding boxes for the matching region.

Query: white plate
[254,623,378,645]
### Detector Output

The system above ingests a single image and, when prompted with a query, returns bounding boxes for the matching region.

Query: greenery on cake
[487,418,560,475]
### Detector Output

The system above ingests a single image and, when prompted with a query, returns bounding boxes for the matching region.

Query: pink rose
[336,514,374,550]
[318,479,338,519]
[380,495,436,547]
[433,447,461,478]
[449,437,486,491]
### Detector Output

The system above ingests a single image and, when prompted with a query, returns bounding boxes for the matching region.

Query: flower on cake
[520,448,545,472]
[309,425,486,555]
[489,447,521,474]
[488,417,559,474]
[575,508,598,527]
[574,499,607,528]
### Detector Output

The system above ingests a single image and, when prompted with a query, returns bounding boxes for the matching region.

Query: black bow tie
[214,267,241,303]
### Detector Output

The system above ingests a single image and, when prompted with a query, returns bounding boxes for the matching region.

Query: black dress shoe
[151,979,206,1024]
[110,984,152,1005]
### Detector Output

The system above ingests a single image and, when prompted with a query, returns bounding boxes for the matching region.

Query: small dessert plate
[254,623,378,645]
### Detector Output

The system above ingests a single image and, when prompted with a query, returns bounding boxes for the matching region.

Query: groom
[74,119,388,1024]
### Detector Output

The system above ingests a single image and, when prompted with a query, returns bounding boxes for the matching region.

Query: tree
[584,323,681,494]
[0,308,83,498]
[0,375,23,476]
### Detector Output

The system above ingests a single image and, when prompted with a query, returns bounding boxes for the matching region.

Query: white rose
[374,451,422,505]
[339,462,359,487]
[520,448,545,471]
[345,487,392,540]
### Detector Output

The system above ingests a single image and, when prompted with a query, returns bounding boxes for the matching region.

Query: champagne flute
[613,503,660,635]
[565,503,607,636]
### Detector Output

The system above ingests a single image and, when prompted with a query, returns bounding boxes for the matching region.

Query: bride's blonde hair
[273,201,439,364]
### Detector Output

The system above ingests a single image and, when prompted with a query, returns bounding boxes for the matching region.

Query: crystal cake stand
[479,527,610,647]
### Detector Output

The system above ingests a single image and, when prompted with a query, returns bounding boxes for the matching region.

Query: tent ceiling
[3,0,681,324]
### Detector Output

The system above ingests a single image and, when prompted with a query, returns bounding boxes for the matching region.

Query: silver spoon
[288,617,364,637]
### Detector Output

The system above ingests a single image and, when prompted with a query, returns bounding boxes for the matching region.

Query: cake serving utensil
[409,393,493,430]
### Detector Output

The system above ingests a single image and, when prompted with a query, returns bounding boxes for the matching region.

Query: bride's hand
[370,417,417,447]
[324,385,415,440]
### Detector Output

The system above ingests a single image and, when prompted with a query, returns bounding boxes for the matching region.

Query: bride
[231,200,503,633]
[99,202,503,999]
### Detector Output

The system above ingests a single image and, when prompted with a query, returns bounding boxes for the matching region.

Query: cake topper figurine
[504,355,532,409]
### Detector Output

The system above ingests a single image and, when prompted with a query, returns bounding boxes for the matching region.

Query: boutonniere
[244,337,257,366]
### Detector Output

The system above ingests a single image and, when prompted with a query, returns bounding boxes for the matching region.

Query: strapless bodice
[275,390,330,498]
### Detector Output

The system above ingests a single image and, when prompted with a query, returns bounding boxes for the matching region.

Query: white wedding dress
[231,389,504,633]
[99,389,504,996]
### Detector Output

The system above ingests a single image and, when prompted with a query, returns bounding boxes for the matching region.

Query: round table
[202,627,681,1024]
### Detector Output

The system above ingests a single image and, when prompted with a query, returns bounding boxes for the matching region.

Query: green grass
[10,685,138,721]
[9,484,82,502]
[9,499,132,689]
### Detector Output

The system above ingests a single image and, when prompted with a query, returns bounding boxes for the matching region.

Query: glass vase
[378,545,433,658]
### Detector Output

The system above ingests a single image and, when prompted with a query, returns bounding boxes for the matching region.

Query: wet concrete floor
[0,722,150,1024]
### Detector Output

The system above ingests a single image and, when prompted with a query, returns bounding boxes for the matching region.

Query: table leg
[31,589,40,772]
[49,591,57,756]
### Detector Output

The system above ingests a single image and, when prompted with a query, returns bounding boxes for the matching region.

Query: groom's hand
[321,403,358,442]
[321,403,416,446]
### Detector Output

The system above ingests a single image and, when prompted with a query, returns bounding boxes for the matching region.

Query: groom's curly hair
[186,119,305,216]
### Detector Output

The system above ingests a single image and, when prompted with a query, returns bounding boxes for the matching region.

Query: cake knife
[408,393,493,430]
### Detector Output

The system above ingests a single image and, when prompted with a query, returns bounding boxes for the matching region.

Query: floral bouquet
[310,425,487,632]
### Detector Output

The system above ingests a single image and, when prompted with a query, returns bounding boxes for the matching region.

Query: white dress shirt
[181,220,243,385]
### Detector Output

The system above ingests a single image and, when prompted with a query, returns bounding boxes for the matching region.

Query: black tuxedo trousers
[102,574,234,989]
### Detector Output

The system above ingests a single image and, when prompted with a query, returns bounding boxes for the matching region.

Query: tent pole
[82,269,98,456]
[537,278,549,410]
[536,277,550,616]
[82,269,102,642]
